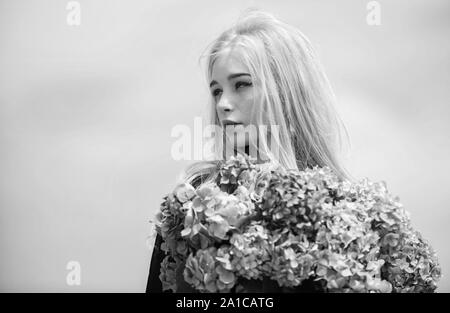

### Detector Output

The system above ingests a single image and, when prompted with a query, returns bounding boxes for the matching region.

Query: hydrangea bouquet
[154,154,441,293]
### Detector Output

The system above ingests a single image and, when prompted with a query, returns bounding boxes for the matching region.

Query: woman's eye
[235,81,252,89]
[211,82,251,98]
[212,89,222,97]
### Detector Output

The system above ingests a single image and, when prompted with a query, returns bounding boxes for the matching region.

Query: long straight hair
[178,9,352,187]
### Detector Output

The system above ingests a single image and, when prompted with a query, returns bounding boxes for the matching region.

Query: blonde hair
[178,9,352,187]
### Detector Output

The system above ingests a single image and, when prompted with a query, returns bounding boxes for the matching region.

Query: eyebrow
[209,73,251,88]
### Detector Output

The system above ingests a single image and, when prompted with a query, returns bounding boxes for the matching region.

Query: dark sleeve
[146,233,168,293]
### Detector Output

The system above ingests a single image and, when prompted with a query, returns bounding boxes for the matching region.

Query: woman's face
[210,48,258,153]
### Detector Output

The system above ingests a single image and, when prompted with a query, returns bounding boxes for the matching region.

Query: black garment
[145,233,166,293]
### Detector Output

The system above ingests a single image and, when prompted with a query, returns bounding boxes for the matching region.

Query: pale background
[0,0,449,292]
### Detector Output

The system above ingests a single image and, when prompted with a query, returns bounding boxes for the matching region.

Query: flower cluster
[155,154,441,293]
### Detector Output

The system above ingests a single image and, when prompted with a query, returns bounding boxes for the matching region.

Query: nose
[216,93,234,113]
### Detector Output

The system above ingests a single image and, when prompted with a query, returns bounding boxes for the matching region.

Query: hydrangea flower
[159,255,180,292]
[155,154,441,293]
[183,247,236,293]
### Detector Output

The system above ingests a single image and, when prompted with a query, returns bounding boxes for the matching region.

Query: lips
[222,120,243,127]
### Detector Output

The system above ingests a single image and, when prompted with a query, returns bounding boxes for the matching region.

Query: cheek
[238,91,257,124]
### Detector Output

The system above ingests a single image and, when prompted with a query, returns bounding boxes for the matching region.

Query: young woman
[146,9,351,293]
